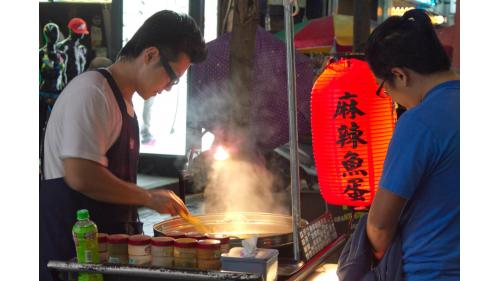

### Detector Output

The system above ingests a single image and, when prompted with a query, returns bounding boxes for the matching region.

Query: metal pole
[329,0,339,16]
[283,0,301,262]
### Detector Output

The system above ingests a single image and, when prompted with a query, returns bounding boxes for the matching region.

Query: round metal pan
[153,212,308,248]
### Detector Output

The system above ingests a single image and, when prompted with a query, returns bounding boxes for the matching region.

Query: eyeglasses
[376,79,389,98]
[159,52,180,88]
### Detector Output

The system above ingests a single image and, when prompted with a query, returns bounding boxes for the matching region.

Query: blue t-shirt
[380,80,460,281]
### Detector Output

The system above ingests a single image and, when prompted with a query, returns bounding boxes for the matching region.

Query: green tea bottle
[72,209,103,281]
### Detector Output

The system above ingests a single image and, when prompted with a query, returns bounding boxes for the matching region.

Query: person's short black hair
[365,9,450,81]
[118,10,207,64]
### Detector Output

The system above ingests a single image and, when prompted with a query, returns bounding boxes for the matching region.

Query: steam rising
[190,68,287,153]
[203,156,289,215]
[189,62,294,217]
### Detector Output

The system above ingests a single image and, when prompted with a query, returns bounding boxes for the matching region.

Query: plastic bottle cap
[76,209,89,220]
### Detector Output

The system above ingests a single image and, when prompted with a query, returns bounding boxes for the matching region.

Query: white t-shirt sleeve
[59,78,120,167]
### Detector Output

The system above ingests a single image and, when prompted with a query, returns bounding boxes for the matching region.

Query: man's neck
[107,60,137,104]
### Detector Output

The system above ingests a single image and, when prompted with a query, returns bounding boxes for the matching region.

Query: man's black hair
[118,10,207,63]
[365,9,450,82]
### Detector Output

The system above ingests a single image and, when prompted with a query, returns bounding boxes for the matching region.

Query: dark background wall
[39,1,123,63]
[40,2,103,61]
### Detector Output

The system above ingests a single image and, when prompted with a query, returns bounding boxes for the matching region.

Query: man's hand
[145,190,189,215]
[63,158,189,214]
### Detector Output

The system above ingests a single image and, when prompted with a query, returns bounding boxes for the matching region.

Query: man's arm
[366,187,407,260]
[63,157,188,215]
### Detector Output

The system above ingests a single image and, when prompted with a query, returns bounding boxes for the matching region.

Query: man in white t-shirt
[40,10,207,281]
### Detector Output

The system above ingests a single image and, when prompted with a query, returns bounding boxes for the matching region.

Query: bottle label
[108,256,121,264]
[85,250,93,263]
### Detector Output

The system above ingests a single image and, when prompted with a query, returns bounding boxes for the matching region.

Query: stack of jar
[107,234,129,264]
[102,231,229,270]
[97,233,108,263]
[197,239,222,270]
[151,237,174,267]
[128,234,152,266]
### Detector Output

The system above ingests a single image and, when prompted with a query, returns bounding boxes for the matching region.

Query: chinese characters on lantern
[334,92,369,201]
[312,58,395,207]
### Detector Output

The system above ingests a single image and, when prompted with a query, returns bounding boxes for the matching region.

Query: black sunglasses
[376,79,388,98]
[159,52,179,87]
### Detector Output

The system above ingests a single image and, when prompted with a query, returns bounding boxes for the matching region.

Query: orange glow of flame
[214,145,230,161]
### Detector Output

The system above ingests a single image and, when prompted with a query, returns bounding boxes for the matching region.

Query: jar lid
[128,234,151,245]
[174,238,198,248]
[151,236,174,246]
[164,231,186,239]
[185,232,207,239]
[206,234,230,244]
[98,233,108,243]
[108,234,129,244]
[197,239,221,250]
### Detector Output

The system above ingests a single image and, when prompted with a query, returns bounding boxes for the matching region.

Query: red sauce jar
[128,234,151,256]
[197,239,221,270]
[206,234,230,253]
[174,238,198,268]
[98,233,108,253]
[151,237,174,257]
[107,234,129,264]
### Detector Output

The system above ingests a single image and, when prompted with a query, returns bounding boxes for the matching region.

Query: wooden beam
[227,0,259,153]
[353,0,371,52]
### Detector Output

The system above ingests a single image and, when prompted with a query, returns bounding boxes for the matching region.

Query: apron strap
[96,68,128,114]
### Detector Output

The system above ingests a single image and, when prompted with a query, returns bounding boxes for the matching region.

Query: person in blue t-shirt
[364,9,459,281]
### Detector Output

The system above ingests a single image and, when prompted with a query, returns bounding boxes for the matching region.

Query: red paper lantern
[311,58,396,207]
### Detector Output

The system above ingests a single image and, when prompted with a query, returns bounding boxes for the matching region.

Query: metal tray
[47,261,264,281]
[153,212,308,248]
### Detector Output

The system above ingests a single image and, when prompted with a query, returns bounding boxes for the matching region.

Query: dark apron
[40,69,141,281]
